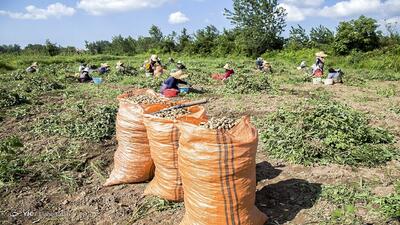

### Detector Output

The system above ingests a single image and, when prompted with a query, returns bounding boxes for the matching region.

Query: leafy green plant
[0,88,29,108]
[0,136,27,185]
[373,181,400,219]
[257,100,397,166]
[376,85,397,97]
[33,102,117,141]
[224,72,271,94]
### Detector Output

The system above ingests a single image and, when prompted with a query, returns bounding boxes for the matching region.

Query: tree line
[1,0,399,57]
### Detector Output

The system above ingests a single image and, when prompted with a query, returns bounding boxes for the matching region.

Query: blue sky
[0,0,399,48]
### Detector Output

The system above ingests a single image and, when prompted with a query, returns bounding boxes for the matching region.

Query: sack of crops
[177,116,267,225]
[142,103,206,201]
[103,89,168,186]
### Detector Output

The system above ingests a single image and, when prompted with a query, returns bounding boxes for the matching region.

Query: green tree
[110,35,136,55]
[177,28,192,53]
[149,25,163,43]
[224,0,286,56]
[84,40,112,54]
[161,31,177,53]
[214,29,237,56]
[334,15,381,55]
[192,25,219,55]
[287,24,309,49]
[45,39,60,56]
[310,25,334,46]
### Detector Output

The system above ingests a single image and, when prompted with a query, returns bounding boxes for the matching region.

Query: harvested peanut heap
[153,108,190,119]
[126,95,165,104]
[200,117,239,130]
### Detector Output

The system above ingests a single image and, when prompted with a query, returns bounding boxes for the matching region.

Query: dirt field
[1,74,399,225]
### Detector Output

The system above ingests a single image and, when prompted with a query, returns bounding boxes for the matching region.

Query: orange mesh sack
[177,116,267,225]
[143,104,206,201]
[104,89,167,186]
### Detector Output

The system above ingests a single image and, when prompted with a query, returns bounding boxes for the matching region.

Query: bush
[257,100,397,166]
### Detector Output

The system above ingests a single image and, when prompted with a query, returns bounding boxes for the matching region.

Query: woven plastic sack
[143,104,206,201]
[177,116,267,225]
[104,89,166,186]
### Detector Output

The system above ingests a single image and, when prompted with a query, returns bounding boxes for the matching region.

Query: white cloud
[168,11,189,24]
[77,0,170,15]
[278,3,315,22]
[0,3,75,20]
[281,0,325,7]
[319,0,381,18]
[279,0,400,22]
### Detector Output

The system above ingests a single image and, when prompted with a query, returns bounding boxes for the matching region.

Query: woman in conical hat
[312,51,328,77]
[160,70,189,96]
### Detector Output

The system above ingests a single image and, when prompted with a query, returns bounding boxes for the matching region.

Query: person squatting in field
[312,51,328,77]
[212,63,235,81]
[98,63,110,75]
[115,61,137,76]
[26,62,38,73]
[79,66,93,83]
[160,70,190,97]
[145,54,164,77]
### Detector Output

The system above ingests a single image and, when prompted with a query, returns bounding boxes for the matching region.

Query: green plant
[130,196,183,223]
[0,136,27,185]
[33,102,117,141]
[224,72,271,94]
[0,88,29,108]
[373,181,400,219]
[257,100,397,166]
[376,85,397,97]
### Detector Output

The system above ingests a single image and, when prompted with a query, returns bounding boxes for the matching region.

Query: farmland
[0,48,400,224]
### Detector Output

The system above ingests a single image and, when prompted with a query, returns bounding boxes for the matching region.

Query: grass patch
[321,181,400,223]
[130,196,183,223]
[257,99,397,166]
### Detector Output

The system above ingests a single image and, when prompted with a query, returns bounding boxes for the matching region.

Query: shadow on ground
[256,161,283,182]
[256,178,322,225]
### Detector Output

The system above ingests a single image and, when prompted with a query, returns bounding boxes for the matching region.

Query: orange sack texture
[177,116,267,225]
[104,89,165,186]
[143,104,206,201]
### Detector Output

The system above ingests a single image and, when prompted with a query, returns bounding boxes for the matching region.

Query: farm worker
[297,61,307,70]
[262,60,272,73]
[26,62,38,73]
[154,63,164,77]
[160,70,190,95]
[222,64,235,80]
[115,61,137,75]
[256,57,264,70]
[79,67,92,83]
[145,54,162,76]
[176,61,187,70]
[78,62,87,72]
[312,51,327,77]
[115,61,125,73]
[98,63,110,75]
[327,68,343,83]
